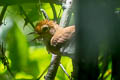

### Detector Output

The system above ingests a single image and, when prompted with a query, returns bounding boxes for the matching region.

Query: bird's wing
[50,26,75,47]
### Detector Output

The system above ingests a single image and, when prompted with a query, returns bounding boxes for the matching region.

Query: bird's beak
[27,32,37,35]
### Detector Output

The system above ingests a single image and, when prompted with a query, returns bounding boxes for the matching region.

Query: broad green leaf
[7,20,29,72]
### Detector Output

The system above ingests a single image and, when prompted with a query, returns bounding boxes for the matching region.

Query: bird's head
[35,20,59,40]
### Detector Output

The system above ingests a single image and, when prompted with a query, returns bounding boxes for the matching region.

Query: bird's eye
[42,25,49,32]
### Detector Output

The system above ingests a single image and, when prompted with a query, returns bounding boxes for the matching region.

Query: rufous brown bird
[35,20,75,80]
[35,19,75,55]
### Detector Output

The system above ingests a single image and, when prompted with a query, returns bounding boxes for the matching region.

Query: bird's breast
[46,43,61,55]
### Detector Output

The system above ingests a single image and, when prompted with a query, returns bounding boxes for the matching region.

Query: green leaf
[28,47,51,78]
[21,4,43,22]
[7,20,29,72]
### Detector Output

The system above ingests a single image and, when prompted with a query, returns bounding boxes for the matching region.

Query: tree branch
[36,59,54,80]
[0,5,8,26]
[37,8,60,80]
[45,54,61,80]
[45,0,73,80]
[36,0,73,79]
[59,0,73,27]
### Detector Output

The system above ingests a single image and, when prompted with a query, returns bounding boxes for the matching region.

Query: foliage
[0,2,73,80]
[0,0,115,80]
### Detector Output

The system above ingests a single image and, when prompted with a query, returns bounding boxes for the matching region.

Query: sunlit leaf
[0,61,7,74]
[15,72,33,79]
[29,46,51,78]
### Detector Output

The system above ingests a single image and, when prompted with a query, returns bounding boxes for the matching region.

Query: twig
[0,4,8,26]
[60,63,72,80]
[36,60,55,80]
[40,9,49,20]
[36,54,61,80]
[0,42,15,79]
[36,58,72,80]
[38,0,49,20]
[18,5,35,29]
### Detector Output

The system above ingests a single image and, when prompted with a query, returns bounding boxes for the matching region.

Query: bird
[35,20,75,80]
[35,19,75,55]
